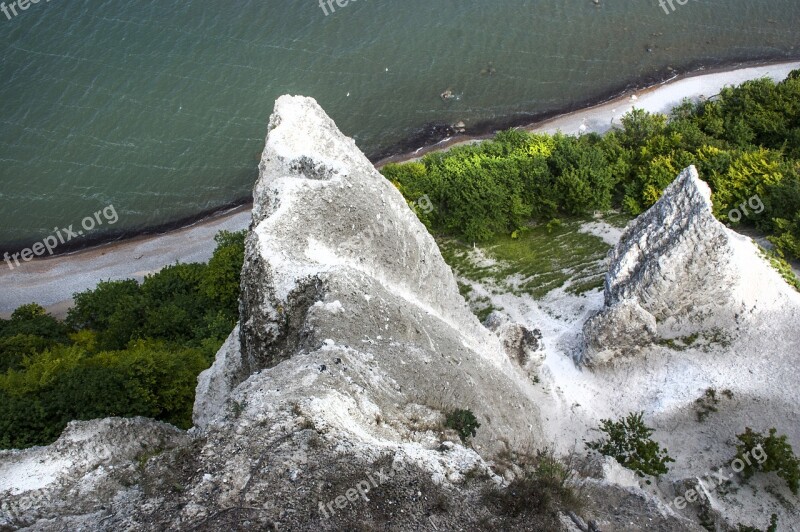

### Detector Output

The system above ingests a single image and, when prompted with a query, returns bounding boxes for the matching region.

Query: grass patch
[694,388,734,422]
[657,329,733,352]
[601,211,633,229]
[438,217,611,300]
[656,333,699,351]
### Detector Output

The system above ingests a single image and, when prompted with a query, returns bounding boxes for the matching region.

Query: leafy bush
[735,427,800,495]
[66,279,146,351]
[0,303,72,369]
[445,408,481,443]
[201,230,246,321]
[0,304,73,372]
[67,230,245,351]
[0,334,58,373]
[0,341,208,449]
[693,75,800,151]
[771,220,800,259]
[586,411,674,478]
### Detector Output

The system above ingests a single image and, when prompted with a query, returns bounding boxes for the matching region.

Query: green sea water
[0,0,798,251]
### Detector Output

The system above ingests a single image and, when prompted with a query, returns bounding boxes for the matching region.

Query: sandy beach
[2,60,799,318]
[0,206,252,317]
[528,61,800,136]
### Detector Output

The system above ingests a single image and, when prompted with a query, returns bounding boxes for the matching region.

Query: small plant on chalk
[586,411,674,479]
[445,409,481,443]
[735,427,800,495]
[695,388,734,422]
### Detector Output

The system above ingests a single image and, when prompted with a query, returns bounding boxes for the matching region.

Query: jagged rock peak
[604,165,732,314]
[250,95,378,226]
[197,95,543,449]
[1,95,549,531]
[583,165,797,365]
[238,95,505,379]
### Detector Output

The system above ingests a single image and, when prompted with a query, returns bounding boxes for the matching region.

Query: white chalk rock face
[237,95,511,375]
[178,95,554,527]
[192,325,243,428]
[195,96,543,449]
[484,311,545,380]
[1,95,548,531]
[583,165,796,365]
[582,299,658,366]
[0,418,189,528]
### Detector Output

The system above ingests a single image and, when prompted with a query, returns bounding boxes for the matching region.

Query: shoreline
[2,56,799,259]
[2,58,799,316]
[375,57,800,166]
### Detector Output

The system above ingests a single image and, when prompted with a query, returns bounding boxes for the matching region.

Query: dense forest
[2,72,799,450]
[383,70,800,263]
[0,231,244,449]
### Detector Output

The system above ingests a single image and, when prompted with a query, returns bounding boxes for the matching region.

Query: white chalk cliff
[1,97,561,531]
[2,100,797,531]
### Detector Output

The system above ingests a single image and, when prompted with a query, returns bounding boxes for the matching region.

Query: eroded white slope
[462,167,800,529]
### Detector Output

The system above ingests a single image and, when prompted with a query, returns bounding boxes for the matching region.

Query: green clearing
[438,216,615,301]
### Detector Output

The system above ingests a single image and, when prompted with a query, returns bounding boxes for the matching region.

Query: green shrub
[709,148,784,222]
[66,230,245,351]
[201,230,246,322]
[0,303,71,368]
[618,108,669,150]
[0,334,60,373]
[67,279,146,351]
[586,411,674,478]
[445,408,481,443]
[770,210,800,260]
[693,75,800,151]
[735,427,800,495]
[0,341,208,448]
[547,134,613,215]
